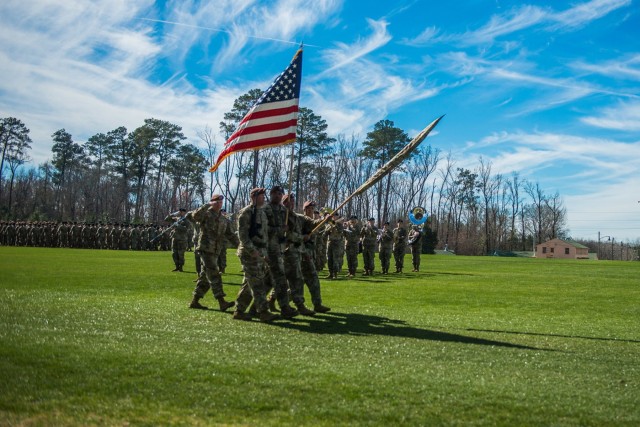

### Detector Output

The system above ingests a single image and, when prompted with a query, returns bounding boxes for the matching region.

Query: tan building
[535,238,590,259]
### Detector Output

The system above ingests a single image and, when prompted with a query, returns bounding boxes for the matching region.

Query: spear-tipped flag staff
[311,114,445,234]
[209,47,303,173]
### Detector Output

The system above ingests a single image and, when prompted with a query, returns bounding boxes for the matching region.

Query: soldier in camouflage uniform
[408,225,423,272]
[392,219,408,273]
[360,217,378,276]
[217,209,228,273]
[262,186,298,317]
[299,200,331,313]
[233,188,278,322]
[164,209,189,271]
[192,221,202,276]
[343,215,361,277]
[325,213,346,280]
[188,194,239,311]
[130,225,142,251]
[57,222,69,248]
[378,221,393,274]
[280,194,316,316]
[314,209,328,272]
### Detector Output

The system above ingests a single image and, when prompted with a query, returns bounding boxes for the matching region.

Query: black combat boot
[296,303,316,316]
[216,296,235,312]
[189,296,208,310]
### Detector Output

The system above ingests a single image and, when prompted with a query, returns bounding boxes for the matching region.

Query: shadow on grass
[466,328,640,344]
[272,312,547,351]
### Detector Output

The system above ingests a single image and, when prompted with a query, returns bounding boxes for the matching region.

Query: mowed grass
[0,247,638,426]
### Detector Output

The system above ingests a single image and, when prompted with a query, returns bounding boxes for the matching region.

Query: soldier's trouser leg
[363,247,374,272]
[198,251,226,298]
[235,278,254,313]
[394,247,405,270]
[218,249,227,272]
[301,254,322,307]
[178,249,186,268]
[412,250,420,270]
[284,251,305,305]
[239,250,269,313]
[267,249,290,308]
[195,250,202,275]
[346,248,357,274]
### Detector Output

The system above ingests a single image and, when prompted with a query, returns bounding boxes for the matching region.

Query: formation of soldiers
[176,185,426,323]
[0,221,182,251]
[2,188,426,325]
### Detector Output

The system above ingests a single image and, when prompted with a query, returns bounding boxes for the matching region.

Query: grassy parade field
[0,246,638,426]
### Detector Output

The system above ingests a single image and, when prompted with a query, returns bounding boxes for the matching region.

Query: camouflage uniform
[95,224,106,249]
[262,198,293,310]
[192,222,202,275]
[344,218,361,277]
[325,218,346,279]
[392,222,408,273]
[130,226,142,251]
[315,223,328,271]
[299,210,330,312]
[57,222,69,248]
[378,224,394,274]
[408,226,423,272]
[164,214,189,271]
[360,220,378,275]
[234,201,272,318]
[119,225,130,250]
[188,202,239,310]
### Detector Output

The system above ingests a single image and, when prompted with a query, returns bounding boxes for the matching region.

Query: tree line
[1,90,587,255]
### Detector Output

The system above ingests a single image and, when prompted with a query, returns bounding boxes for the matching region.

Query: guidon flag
[208,48,303,173]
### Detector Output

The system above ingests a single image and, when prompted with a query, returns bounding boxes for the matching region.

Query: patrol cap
[384,221,390,225]
[368,217,375,221]
[303,200,316,209]
[397,219,404,223]
[179,208,187,212]
[250,187,266,197]
[270,185,285,194]
[210,194,224,202]
[350,215,358,220]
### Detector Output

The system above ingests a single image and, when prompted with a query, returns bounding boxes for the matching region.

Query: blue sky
[0,0,639,240]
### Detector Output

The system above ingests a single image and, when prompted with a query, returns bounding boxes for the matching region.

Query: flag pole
[310,115,445,234]
[284,42,304,225]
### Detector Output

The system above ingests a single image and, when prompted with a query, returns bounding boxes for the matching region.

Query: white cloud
[549,0,632,30]
[572,54,640,81]
[405,0,631,47]
[581,100,640,131]
[320,18,392,75]
[0,0,243,164]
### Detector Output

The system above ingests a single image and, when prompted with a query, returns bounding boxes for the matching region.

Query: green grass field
[1,247,638,426]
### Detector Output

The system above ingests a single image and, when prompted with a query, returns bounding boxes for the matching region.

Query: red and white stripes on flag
[209,48,302,173]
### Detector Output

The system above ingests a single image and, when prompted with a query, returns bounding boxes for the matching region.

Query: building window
[565,248,570,255]
[550,247,554,253]
[542,247,547,254]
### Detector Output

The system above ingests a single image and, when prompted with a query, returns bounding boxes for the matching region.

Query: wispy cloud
[0,0,241,161]
[320,18,392,75]
[404,0,631,47]
[161,0,341,72]
[581,100,640,131]
[572,53,640,81]
[548,0,632,30]
[468,131,640,181]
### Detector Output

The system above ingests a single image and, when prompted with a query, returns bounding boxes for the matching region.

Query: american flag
[209,48,303,173]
